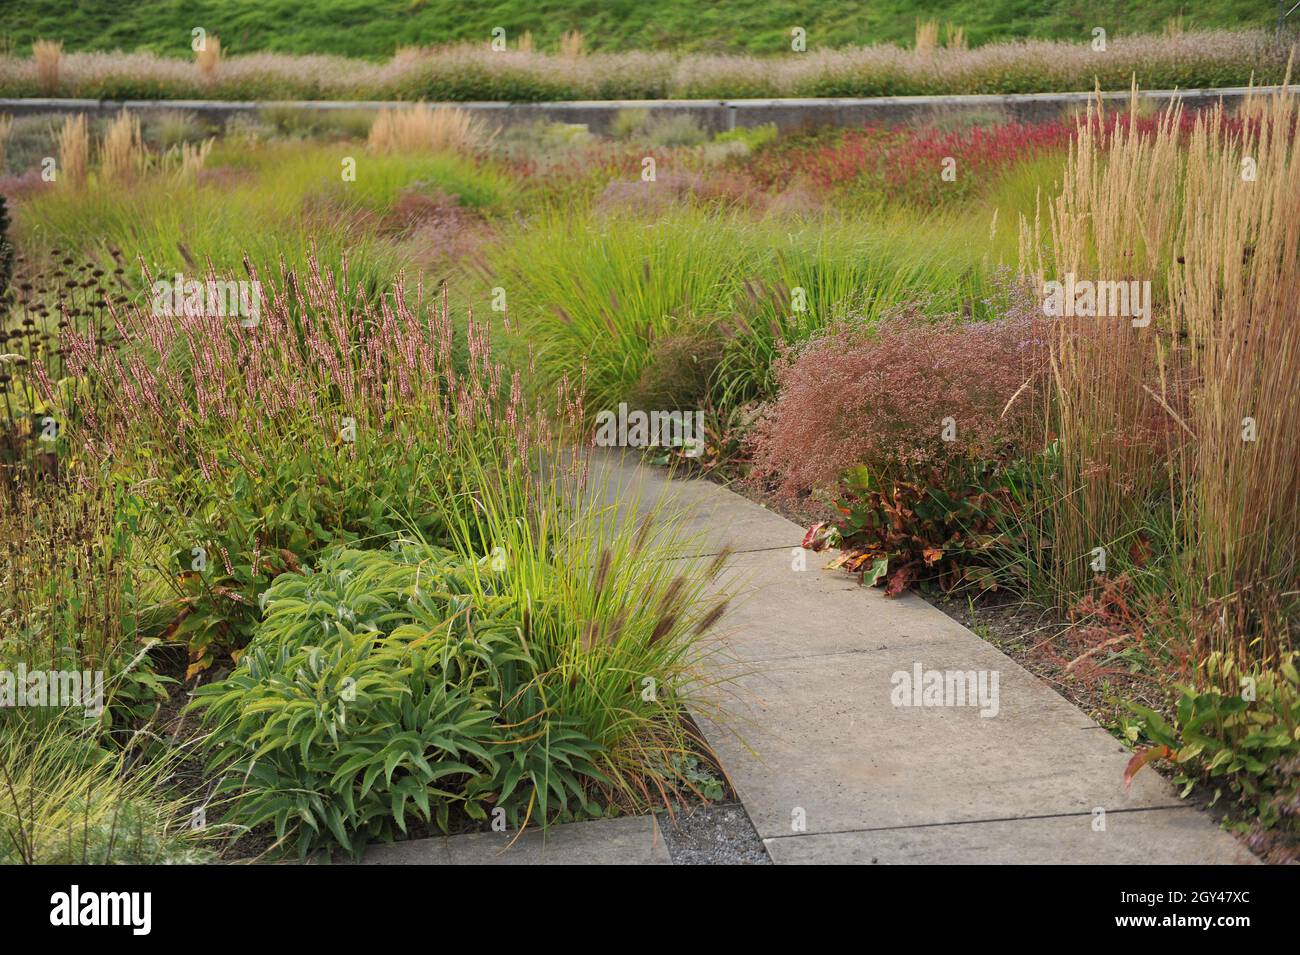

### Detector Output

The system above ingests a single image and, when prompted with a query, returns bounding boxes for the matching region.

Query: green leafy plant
[191,541,605,859]
[1122,652,1300,831]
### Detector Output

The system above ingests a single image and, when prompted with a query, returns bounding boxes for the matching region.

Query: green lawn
[3,0,1275,57]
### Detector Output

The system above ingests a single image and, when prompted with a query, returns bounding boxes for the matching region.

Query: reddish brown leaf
[1128,532,1153,568]
[884,564,915,597]
[159,606,193,641]
[1123,744,1173,791]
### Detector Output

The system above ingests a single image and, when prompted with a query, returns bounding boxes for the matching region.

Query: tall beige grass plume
[33,39,62,94]
[195,33,222,81]
[559,29,585,58]
[0,115,12,173]
[101,109,144,182]
[945,24,968,51]
[170,138,214,178]
[367,103,486,154]
[915,20,939,54]
[56,113,88,187]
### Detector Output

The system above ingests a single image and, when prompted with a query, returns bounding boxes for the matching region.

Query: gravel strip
[658,803,772,865]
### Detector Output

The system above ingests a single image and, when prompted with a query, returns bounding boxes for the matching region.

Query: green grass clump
[0,712,210,864]
[15,141,516,281]
[480,206,992,417]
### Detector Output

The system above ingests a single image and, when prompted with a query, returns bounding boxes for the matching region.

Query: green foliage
[0,484,174,732]
[14,142,513,279]
[483,208,987,418]
[3,1,1273,57]
[256,105,375,141]
[713,123,779,151]
[191,542,607,858]
[1122,653,1300,831]
[0,711,209,864]
[120,404,457,676]
[610,110,709,147]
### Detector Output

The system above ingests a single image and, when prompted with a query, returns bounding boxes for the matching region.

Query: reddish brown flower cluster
[749,282,1050,497]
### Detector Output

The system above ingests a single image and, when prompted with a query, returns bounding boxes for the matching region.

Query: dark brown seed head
[592,547,612,597]
[692,598,729,636]
[649,611,678,646]
[703,547,732,580]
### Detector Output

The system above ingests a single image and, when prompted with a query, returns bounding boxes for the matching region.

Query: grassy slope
[3,1,1272,58]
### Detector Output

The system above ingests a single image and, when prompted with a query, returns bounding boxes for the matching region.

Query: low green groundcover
[191,542,606,859]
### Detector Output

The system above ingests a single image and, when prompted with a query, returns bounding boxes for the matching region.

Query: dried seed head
[649,611,678,646]
[630,513,656,555]
[692,598,729,636]
[592,547,612,598]
[658,574,686,613]
[703,547,732,580]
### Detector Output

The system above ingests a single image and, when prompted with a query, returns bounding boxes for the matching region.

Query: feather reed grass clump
[558,29,585,58]
[0,113,12,172]
[915,20,939,54]
[55,113,88,187]
[100,109,144,182]
[32,39,61,93]
[367,102,487,154]
[1025,80,1300,672]
[1171,86,1300,667]
[195,33,221,81]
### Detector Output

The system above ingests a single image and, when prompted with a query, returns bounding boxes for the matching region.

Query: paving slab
[588,451,1255,864]
[708,547,1002,663]
[357,816,668,865]
[696,651,1187,839]
[588,452,800,554]
[762,807,1258,865]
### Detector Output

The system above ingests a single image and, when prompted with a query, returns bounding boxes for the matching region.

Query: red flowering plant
[750,279,1050,596]
[740,110,1246,209]
[743,120,1073,207]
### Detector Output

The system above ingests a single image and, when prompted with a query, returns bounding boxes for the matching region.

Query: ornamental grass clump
[367,103,486,155]
[194,34,221,82]
[749,282,1050,498]
[1028,82,1300,671]
[31,39,61,94]
[55,113,87,188]
[0,712,210,864]
[100,109,144,182]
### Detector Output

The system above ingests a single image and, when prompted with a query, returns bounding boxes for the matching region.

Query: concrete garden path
[591,451,1255,865]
